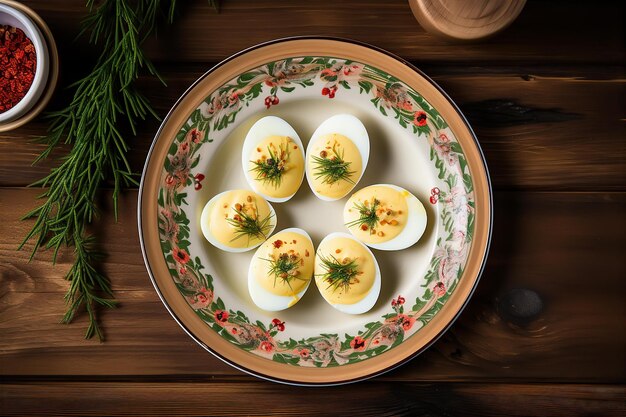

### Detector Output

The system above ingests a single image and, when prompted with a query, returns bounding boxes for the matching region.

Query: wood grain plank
[1,67,624,189]
[21,0,626,64]
[1,188,624,382]
[0,382,624,416]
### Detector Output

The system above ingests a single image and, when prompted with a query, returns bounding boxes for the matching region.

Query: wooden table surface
[1,0,625,415]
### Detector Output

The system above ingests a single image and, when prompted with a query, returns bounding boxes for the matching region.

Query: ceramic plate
[139,38,492,385]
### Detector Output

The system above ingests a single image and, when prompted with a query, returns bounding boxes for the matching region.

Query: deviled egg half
[305,114,369,201]
[314,232,381,314]
[248,228,315,311]
[242,116,305,202]
[200,189,276,253]
[343,184,426,251]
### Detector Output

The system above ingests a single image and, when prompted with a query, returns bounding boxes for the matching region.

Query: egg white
[345,184,427,251]
[305,114,370,201]
[200,190,277,253]
[242,116,305,203]
[248,228,314,311]
[315,232,381,314]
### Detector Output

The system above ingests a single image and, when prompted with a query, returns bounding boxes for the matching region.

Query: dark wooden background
[1,0,624,415]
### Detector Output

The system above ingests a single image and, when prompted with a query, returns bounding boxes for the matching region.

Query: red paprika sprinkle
[0,25,37,114]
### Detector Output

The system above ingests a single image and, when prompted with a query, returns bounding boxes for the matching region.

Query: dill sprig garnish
[250,143,289,188]
[263,253,305,290]
[317,254,360,293]
[345,198,381,233]
[311,146,355,185]
[226,207,274,243]
[18,0,178,341]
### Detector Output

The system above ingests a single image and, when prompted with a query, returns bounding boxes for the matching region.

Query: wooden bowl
[409,0,526,41]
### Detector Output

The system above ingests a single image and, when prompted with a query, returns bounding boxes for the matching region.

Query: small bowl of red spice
[0,1,51,125]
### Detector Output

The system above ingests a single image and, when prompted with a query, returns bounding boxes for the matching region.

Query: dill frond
[250,143,289,189]
[262,253,305,290]
[226,207,274,243]
[345,198,380,233]
[19,0,179,341]
[311,146,355,185]
[316,254,359,293]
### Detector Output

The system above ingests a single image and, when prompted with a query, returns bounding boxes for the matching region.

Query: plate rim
[138,36,493,386]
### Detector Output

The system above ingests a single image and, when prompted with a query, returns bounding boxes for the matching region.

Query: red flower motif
[399,100,413,111]
[192,288,213,309]
[260,341,274,353]
[228,92,240,105]
[413,111,428,127]
[264,95,279,109]
[350,336,367,351]
[401,315,416,331]
[321,86,338,98]
[429,195,439,205]
[189,128,203,144]
[391,295,405,307]
[179,266,187,275]
[342,65,360,76]
[271,318,285,332]
[187,287,213,310]
[164,174,176,188]
[231,328,238,334]
[433,282,446,297]
[196,290,209,304]
[194,173,205,191]
[431,187,440,195]
[172,247,190,264]
[178,141,190,154]
[214,309,229,324]
[296,348,310,358]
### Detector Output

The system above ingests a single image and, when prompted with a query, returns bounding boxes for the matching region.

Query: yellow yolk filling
[251,231,314,297]
[307,134,362,199]
[208,190,271,248]
[315,237,375,304]
[344,185,409,244]
[248,135,304,198]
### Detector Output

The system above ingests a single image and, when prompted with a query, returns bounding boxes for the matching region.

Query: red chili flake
[0,25,37,113]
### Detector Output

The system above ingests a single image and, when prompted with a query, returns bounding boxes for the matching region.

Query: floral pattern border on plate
[157,56,475,367]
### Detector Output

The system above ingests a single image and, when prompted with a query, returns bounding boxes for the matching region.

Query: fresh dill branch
[250,143,289,189]
[226,207,274,243]
[19,0,178,341]
[311,146,355,185]
[345,198,380,233]
[262,253,305,290]
[317,254,359,293]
